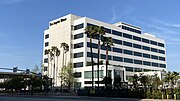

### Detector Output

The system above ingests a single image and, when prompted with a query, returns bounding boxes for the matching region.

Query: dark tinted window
[124,49,133,55]
[133,36,141,41]
[44,58,48,63]
[158,42,165,47]
[152,62,158,67]
[101,45,111,51]
[74,62,83,68]
[143,53,150,58]
[124,58,133,63]
[134,52,142,57]
[113,47,122,53]
[104,28,111,33]
[150,40,157,45]
[159,50,165,54]
[113,56,123,62]
[123,33,132,39]
[159,64,166,68]
[143,61,151,66]
[74,42,83,49]
[133,44,141,49]
[87,52,98,58]
[45,42,49,47]
[101,54,112,60]
[45,34,49,39]
[159,56,165,61]
[134,59,142,65]
[122,25,141,34]
[113,39,122,45]
[74,33,83,39]
[151,48,158,52]
[74,23,84,30]
[125,66,133,72]
[74,52,83,58]
[123,41,132,47]
[44,67,47,71]
[142,38,149,43]
[151,55,158,60]
[73,72,82,78]
[142,46,150,51]
[87,42,98,48]
[112,30,122,36]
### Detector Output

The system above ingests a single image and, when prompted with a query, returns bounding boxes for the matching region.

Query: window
[122,25,141,34]
[74,52,83,58]
[133,36,141,41]
[150,40,157,45]
[74,33,83,39]
[133,44,141,49]
[159,56,165,61]
[44,67,47,71]
[44,58,48,63]
[45,42,49,47]
[134,52,142,57]
[101,54,111,60]
[125,66,133,72]
[151,48,158,52]
[158,42,165,47]
[73,72,82,78]
[113,39,122,45]
[159,64,166,68]
[142,38,149,43]
[84,70,103,79]
[134,68,142,72]
[124,58,133,63]
[113,56,123,62]
[112,30,122,36]
[143,53,150,58]
[74,62,83,68]
[123,33,132,39]
[87,52,98,58]
[74,23,84,30]
[152,62,158,67]
[84,81,92,84]
[124,49,133,55]
[104,28,111,33]
[45,34,49,39]
[151,55,158,60]
[74,42,83,49]
[159,50,165,54]
[134,59,142,65]
[123,41,132,47]
[87,42,98,48]
[101,45,111,51]
[142,46,150,51]
[113,47,122,53]
[143,61,151,66]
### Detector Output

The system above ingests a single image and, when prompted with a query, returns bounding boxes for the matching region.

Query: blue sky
[0,0,180,72]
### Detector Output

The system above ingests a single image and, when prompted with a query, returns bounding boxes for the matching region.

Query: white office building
[42,14,166,88]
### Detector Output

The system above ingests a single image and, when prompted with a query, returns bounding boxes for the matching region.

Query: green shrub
[146,90,152,99]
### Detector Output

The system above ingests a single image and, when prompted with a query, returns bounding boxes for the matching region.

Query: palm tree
[55,48,60,86]
[96,26,105,89]
[44,49,51,76]
[60,42,69,90]
[51,46,58,84]
[102,36,113,88]
[85,26,96,89]
[60,42,69,67]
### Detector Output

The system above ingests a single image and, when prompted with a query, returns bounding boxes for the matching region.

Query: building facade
[42,14,166,88]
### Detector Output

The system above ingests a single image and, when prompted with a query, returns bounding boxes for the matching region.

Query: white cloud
[1,0,30,4]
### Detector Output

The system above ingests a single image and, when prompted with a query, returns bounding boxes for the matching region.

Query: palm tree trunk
[97,35,100,90]
[56,56,58,86]
[62,49,65,67]
[53,56,55,88]
[90,38,94,89]
[105,43,108,88]
[47,55,50,76]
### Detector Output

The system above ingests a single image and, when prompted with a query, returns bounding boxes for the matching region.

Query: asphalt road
[0,95,141,101]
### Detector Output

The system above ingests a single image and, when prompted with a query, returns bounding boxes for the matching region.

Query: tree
[132,74,139,89]
[96,26,105,89]
[55,48,60,86]
[59,63,76,91]
[85,26,96,89]
[44,49,51,76]
[113,75,122,89]
[32,65,40,74]
[60,42,69,67]
[102,36,114,88]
